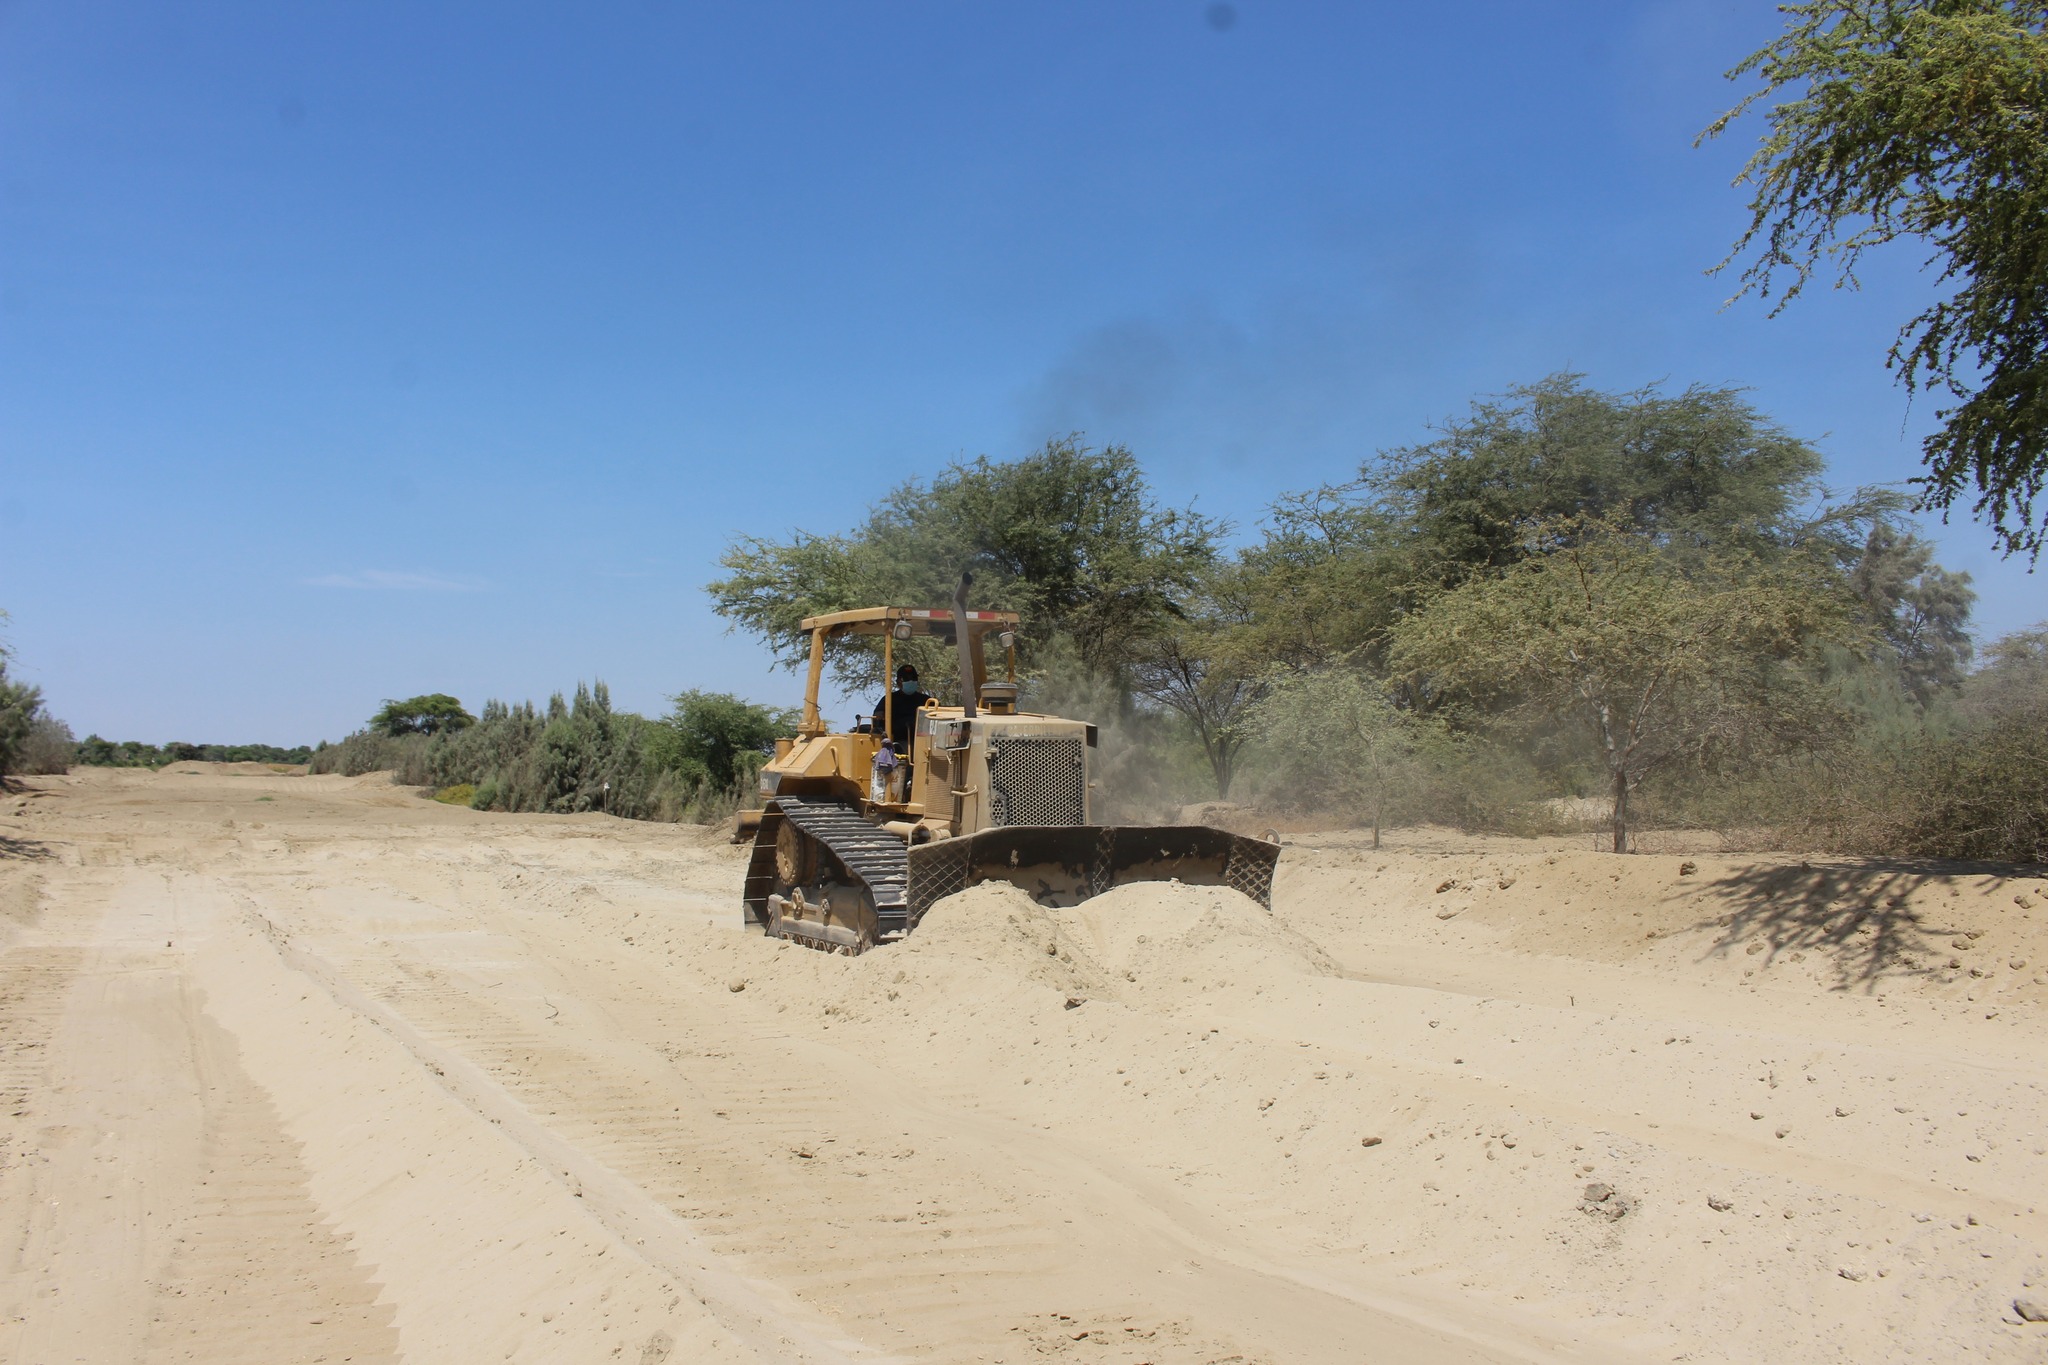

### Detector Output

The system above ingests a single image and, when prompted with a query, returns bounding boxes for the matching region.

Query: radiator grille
[986,736,1086,827]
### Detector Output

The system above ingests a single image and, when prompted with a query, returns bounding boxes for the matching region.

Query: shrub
[18,715,75,775]
[0,666,41,782]
[307,730,429,778]
[648,691,796,793]
[434,783,476,806]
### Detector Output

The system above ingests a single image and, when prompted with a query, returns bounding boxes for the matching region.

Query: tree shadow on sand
[0,832,53,861]
[1685,859,2036,994]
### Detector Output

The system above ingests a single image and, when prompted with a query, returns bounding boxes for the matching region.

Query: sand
[1,766,2045,1363]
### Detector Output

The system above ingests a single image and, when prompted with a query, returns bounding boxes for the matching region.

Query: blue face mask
[900,679,922,697]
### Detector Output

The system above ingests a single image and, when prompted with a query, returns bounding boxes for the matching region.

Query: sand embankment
[1,764,2044,1362]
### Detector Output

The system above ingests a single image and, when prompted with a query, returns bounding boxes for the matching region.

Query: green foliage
[1704,1,2048,557]
[422,684,652,816]
[306,730,428,779]
[1389,520,1856,850]
[1959,621,2048,720]
[18,716,75,775]
[1128,563,1269,799]
[0,616,45,782]
[683,381,2035,860]
[75,736,315,768]
[1778,622,2048,860]
[647,691,796,791]
[1847,523,1976,701]
[709,437,1220,694]
[1373,373,1848,569]
[1236,374,1889,673]
[371,693,476,737]
[315,681,789,827]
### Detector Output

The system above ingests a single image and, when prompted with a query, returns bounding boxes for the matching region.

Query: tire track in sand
[312,944,1082,1361]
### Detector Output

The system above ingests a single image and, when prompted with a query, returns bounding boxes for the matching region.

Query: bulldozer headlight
[998,630,1015,649]
[892,620,912,641]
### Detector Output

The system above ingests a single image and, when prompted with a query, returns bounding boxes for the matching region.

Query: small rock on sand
[1579,1183,1632,1220]
[727,979,747,992]
[1360,1136,1382,1148]
[1707,1195,1732,1212]
[2015,1296,2048,1323]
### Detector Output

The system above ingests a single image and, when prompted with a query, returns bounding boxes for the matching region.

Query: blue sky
[2,1,2038,745]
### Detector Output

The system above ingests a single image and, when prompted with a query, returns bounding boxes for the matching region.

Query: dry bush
[18,716,75,775]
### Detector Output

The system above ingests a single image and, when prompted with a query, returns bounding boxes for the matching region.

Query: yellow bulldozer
[738,579,1280,953]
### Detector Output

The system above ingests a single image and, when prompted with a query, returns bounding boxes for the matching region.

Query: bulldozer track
[745,798,909,947]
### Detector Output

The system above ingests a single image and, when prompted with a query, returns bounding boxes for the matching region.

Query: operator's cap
[896,663,919,681]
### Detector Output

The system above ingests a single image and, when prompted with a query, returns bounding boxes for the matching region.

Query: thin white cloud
[304,569,485,592]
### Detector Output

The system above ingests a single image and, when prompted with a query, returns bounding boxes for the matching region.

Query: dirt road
[2,766,2044,1363]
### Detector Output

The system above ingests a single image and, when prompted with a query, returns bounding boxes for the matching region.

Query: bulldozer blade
[905,825,1279,930]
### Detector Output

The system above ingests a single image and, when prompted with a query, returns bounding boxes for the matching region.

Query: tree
[709,437,1220,694]
[1390,521,1853,852]
[1848,523,1976,700]
[0,671,42,783]
[371,693,476,737]
[1230,484,1405,671]
[19,716,76,775]
[650,691,798,791]
[1703,1,2048,557]
[1129,565,1268,799]
[1370,374,1871,572]
[1959,619,2048,720]
[0,614,46,783]
[527,682,645,814]
[1237,375,1893,675]
[1249,661,1433,850]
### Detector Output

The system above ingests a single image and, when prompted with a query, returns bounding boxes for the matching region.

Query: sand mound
[1056,881,1335,997]
[897,879,1332,1009]
[156,761,305,776]
[893,883,1119,1000]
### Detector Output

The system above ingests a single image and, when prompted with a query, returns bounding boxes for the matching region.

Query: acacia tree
[709,438,1218,695]
[1703,1,2048,556]
[1130,564,1268,799]
[1234,375,1897,678]
[1391,523,1853,852]
[372,693,475,736]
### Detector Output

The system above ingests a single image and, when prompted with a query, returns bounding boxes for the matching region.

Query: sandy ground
[1,767,2045,1364]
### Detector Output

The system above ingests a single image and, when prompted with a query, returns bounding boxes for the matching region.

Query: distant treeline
[310,686,791,825]
[74,737,316,768]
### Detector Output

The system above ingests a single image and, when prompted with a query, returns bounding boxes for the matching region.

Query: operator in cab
[873,663,924,749]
